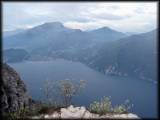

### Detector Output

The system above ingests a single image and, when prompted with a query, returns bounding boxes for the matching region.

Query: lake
[9,59,157,118]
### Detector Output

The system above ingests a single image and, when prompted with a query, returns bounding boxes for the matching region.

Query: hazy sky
[3,2,157,33]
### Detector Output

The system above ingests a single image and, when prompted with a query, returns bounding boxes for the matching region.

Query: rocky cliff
[0,63,33,116]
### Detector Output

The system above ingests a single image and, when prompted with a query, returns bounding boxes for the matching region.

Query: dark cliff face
[0,63,33,115]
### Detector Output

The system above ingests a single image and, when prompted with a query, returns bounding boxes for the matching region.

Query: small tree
[42,79,86,107]
[43,79,54,104]
[42,79,61,107]
[58,79,86,107]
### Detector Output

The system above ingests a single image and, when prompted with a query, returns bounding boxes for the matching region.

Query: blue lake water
[9,59,157,118]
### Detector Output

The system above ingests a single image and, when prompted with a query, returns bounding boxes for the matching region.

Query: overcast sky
[3,2,157,33]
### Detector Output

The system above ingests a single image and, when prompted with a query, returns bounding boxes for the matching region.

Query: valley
[3,22,157,82]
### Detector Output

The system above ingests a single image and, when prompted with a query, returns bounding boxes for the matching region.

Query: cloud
[3,2,157,33]
[89,12,129,20]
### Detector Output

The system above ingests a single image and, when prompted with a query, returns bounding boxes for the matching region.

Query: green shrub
[113,105,128,114]
[5,102,61,119]
[89,96,113,115]
[37,101,62,114]
[89,97,133,115]
[113,99,133,114]
[6,107,30,119]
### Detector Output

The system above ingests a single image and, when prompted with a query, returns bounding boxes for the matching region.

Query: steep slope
[1,63,33,115]
[116,30,157,80]
[88,29,157,81]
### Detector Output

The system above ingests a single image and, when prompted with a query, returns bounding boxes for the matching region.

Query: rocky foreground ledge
[31,105,139,119]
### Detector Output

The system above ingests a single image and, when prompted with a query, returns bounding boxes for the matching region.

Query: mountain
[3,22,92,51]
[116,30,157,81]
[3,22,127,50]
[3,22,157,81]
[3,29,26,37]
[124,31,142,36]
[3,48,30,63]
[87,27,126,42]
[3,22,126,61]
[88,29,157,81]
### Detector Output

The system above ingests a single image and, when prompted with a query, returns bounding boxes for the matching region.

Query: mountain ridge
[3,21,157,81]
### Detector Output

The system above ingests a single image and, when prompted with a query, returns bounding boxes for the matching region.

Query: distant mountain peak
[92,26,116,33]
[101,26,112,30]
[73,29,83,32]
[43,21,63,25]
[40,21,64,28]
[29,21,66,33]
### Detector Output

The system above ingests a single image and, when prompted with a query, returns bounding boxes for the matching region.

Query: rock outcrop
[31,105,139,119]
[0,63,33,116]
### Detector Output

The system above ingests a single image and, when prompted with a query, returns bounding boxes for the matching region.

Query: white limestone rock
[61,105,87,118]
[31,105,139,119]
